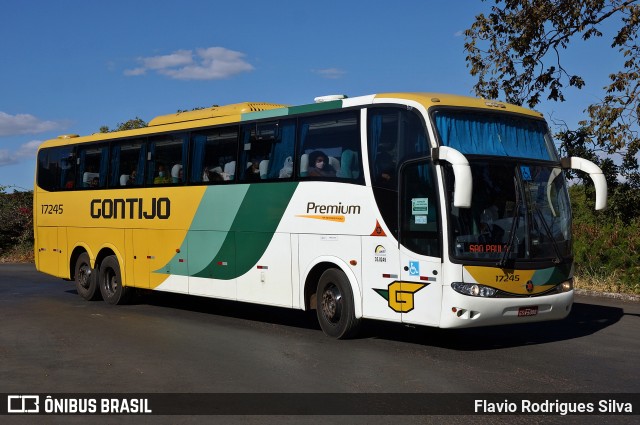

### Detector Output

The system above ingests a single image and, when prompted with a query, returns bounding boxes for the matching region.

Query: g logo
[525,280,534,293]
[374,281,428,313]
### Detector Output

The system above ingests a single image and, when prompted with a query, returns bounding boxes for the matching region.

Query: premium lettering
[90,197,170,219]
[306,202,361,215]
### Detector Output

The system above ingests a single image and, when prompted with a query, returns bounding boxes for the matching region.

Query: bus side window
[148,134,187,185]
[368,107,430,189]
[110,140,146,187]
[297,112,361,182]
[240,120,295,182]
[190,126,238,183]
[76,144,109,189]
[37,146,75,191]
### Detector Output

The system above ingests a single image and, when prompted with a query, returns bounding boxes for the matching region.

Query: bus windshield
[445,160,572,264]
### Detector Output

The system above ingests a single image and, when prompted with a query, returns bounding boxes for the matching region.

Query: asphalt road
[1,263,638,424]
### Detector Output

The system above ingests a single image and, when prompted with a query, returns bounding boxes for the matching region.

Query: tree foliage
[99,117,148,133]
[0,185,33,260]
[465,0,639,186]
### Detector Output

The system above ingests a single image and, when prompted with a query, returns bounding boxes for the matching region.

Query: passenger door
[398,159,443,326]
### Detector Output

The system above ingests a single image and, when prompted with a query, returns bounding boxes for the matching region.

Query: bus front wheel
[316,268,361,339]
[98,255,131,305]
[74,252,100,301]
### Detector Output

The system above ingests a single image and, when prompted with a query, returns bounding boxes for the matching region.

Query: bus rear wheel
[316,268,361,339]
[74,252,100,301]
[98,255,131,305]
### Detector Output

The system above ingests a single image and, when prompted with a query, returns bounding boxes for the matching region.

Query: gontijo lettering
[90,197,170,219]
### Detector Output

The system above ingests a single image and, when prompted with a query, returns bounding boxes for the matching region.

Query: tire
[74,252,101,301]
[316,268,361,339]
[98,255,131,305]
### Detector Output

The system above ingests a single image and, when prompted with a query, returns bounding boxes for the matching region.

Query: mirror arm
[432,146,472,208]
[560,157,608,210]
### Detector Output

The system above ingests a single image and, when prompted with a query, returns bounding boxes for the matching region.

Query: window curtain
[435,112,550,160]
[191,135,207,183]
[110,145,121,187]
[369,114,383,177]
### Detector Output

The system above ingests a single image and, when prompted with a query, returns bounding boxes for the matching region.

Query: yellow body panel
[35,186,207,286]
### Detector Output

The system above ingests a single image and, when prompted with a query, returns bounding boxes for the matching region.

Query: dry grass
[574,271,639,296]
[0,245,34,264]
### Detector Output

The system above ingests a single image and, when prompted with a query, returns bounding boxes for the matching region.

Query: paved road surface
[1,264,638,424]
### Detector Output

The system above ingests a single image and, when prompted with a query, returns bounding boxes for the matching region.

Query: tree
[99,117,147,133]
[464,0,639,188]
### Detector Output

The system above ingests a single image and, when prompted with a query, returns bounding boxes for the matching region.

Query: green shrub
[0,186,34,261]
[570,185,640,295]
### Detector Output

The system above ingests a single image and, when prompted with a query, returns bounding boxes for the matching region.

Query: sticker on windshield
[415,215,428,224]
[520,166,532,181]
[412,198,428,215]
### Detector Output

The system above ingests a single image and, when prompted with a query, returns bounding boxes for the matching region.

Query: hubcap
[104,268,118,296]
[78,265,91,289]
[321,284,342,323]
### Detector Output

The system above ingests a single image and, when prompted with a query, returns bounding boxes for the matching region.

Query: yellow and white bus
[34,93,607,338]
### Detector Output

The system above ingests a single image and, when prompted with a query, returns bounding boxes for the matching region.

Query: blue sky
[0,0,623,191]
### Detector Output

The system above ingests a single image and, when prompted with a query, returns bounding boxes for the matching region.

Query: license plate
[518,306,538,317]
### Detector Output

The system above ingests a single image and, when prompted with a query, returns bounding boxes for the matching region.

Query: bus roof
[39,92,544,149]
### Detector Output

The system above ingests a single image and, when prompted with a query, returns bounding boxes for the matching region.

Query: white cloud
[0,112,62,137]
[125,47,254,80]
[0,140,41,166]
[123,67,146,76]
[143,49,193,70]
[313,68,347,79]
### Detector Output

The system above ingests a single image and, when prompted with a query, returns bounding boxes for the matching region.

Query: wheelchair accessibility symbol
[409,261,420,276]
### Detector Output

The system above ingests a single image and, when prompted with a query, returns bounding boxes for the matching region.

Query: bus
[34,92,607,338]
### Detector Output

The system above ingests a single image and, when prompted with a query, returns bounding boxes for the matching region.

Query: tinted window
[147,134,187,185]
[190,126,238,183]
[37,146,75,191]
[110,139,146,187]
[77,144,109,188]
[368,108,429,189]
[298,112,362,182]
[400,160,440,257]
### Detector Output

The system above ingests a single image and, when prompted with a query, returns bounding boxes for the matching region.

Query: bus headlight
[560,279,573,292]
[451,282,497,297]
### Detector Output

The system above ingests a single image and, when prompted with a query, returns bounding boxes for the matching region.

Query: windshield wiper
[532,205,563,264]
[497,176,521,268]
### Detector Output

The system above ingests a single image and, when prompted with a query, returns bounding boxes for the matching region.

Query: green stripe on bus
[287,100,342,115]
[157,182,298,280]
[241,107,290,121]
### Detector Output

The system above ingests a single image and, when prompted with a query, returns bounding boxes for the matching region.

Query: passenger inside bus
[154,165,171,184]
[126,169,137,186]
[207,168,224,182]
[171,164,183,183]
[374,149,396,187]
[245,158,261,181]
[308,151,336,177]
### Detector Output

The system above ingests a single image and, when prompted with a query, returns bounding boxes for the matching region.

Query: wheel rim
[77,264,91,289]
[321,283,343,324]
[103,267,119,297]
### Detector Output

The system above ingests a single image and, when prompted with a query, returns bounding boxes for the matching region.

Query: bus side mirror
[432,146,472,208]
[561,157,608,210]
